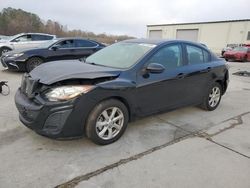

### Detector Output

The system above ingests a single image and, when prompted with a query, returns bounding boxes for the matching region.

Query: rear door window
[186,45,210,64]
[74,39,97,48]
[32,35,53,41]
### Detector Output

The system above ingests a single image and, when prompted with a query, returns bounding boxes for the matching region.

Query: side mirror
[146,63,165,74]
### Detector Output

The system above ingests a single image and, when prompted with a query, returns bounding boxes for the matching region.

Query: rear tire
[85,99,129,145]
[200,82,222,111]
[26,57,43,72]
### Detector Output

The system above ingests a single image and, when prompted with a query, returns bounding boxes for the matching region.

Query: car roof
[17,32,55,36]
[122,38,205,47]
[55,37,102,44]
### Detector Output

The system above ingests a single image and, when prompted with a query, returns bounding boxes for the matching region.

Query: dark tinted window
[186,45,210,64]
[247,31,250,40]
[148,44,182,69]
[75,39,97,48]
[32,35,53,41]
[56,40,74,48]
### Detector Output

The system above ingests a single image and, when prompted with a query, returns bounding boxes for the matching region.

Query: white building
[147,19,250,54]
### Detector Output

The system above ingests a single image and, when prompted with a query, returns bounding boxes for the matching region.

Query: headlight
[11,53,24,58]
[45,85,94,101]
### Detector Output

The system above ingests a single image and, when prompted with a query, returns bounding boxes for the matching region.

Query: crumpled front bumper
[15,89,74,138]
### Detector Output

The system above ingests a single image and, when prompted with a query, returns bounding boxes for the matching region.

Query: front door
[47,39,76,61]
[135,44,189,115]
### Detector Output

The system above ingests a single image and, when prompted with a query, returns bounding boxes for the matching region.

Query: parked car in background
[15,39,229,145]
[1,38,105,72]
[0,33,56,56]
[223,46,250,62]
[221,47,233,56]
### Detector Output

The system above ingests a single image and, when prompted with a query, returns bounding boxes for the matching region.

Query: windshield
[86,42,156,69]
[0,35,11,40]
[233,47,248,52]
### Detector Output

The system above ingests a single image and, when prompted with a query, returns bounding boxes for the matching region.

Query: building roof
[147,19,250,27]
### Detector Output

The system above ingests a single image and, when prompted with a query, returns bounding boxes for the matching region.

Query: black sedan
[15,39,229,145]
[1,38,105,72]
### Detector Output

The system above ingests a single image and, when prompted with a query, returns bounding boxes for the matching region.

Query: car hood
[30,60,122,85]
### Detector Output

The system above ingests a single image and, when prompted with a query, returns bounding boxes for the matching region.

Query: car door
[47,39,76,61]
[181,44,213,104]
[31,34,53,47]
[10,34,33,50]
[135,43,190,115]
[73,39,99,59]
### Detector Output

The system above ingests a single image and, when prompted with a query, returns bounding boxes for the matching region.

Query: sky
[0,0,249,37]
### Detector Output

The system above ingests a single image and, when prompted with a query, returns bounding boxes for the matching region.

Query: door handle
[176,73,185,79]
[201,67,211,73]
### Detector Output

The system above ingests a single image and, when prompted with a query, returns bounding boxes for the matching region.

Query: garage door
[176,29,198,42]
[149,30,162,39]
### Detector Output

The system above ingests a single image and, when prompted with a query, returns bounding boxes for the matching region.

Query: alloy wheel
[208,86,221,107]
[96,107,124,140]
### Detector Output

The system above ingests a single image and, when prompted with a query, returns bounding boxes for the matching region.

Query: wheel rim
[208,86,221,107]
[29,59,42,70]
[96,107,124,140]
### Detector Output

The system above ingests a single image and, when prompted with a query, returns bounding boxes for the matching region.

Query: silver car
[0,33,56,56]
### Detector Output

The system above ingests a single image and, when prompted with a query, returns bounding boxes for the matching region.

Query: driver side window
[148,44,182,70]
[56,40,74,49]
[14,35,32,42]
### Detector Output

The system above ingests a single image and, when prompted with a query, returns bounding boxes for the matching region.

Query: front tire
[85,99,129,145]
[26,57,43,72]
[0,47,11,56]
[200,82,222,111]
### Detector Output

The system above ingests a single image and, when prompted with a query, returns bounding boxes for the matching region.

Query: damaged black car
[15,39,229,145]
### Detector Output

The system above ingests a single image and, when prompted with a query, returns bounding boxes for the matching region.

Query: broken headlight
[45,85,94,101]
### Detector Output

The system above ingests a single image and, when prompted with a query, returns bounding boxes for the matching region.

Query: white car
[0,33,56,56]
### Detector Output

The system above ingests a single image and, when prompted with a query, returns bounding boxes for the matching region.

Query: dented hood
[30,60,121,85]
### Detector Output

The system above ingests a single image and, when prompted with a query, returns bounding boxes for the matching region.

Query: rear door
[31,34,53,47]
[181,44,213,104]
[73,39,99,59]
